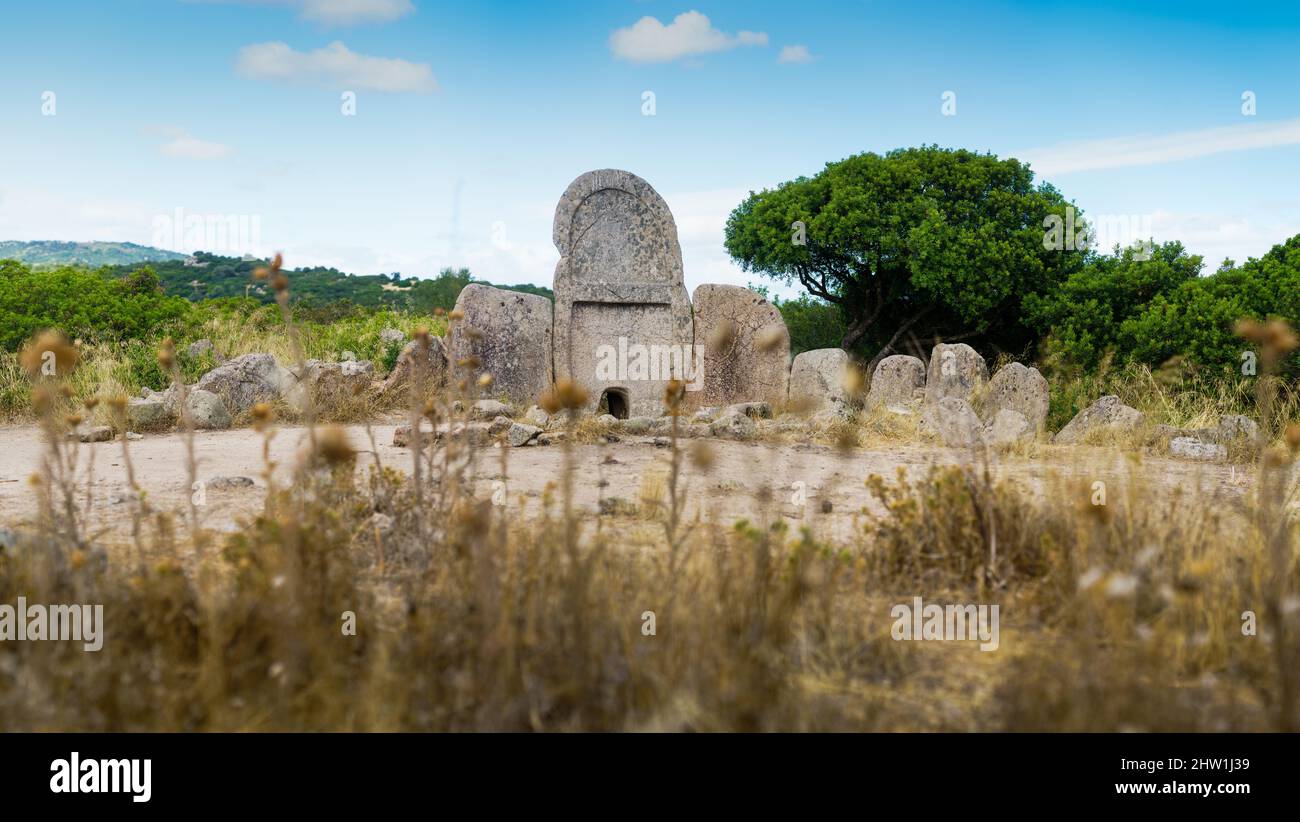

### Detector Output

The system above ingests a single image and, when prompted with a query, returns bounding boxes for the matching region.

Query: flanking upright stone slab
[446,283,553,405]
[789,348,851,417]
[552,169,693,418]
[923,343,988,406]
[691,283,790,409]
[981,362,1050,432]
[866,355,925,410]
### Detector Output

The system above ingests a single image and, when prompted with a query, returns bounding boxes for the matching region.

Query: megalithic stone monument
[551,169,694,418]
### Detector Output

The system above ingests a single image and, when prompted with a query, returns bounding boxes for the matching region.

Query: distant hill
[99,251,552,312]
[0,240,187,267]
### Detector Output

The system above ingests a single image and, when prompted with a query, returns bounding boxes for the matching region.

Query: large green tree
[724,146,1083,364]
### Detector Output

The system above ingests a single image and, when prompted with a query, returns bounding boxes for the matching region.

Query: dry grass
[2,285,1299,731]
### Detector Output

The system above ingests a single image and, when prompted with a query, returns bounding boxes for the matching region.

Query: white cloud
[1022,118,1300,176]
[297,0,413,25]
[235,40,437,92]
[158,128,234,159]
[609,11,768,63]
[777,45,814,64]
[207,1,414,26]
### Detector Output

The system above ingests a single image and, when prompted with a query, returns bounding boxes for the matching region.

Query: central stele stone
[551,169,693,418]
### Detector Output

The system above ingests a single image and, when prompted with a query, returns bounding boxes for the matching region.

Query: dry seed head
[708,319,736,354]
[31,386,53,414]
[252,266,270,281]
[688,440,716,473]
[270,252,283,272]
[271,272,289,293]
[59,384,74,398]
[65,413,84,427]
[554,378,589,410]
[1265,319,1298,355]
[251,402,275,432]
[478,373,494,388]
[841,366,865,399]
[449,309,465,321]
[756,324,785,353]
[315,425,356,465]
[20,331,79,379]
[106,394,127,412]
[663,379,686,415]
[538,385,562,415]
[457,356,481,370]
[83,396,100,410]
[1286,423,1300,451]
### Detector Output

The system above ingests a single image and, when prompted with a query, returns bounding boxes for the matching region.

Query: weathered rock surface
[866,355,925,410]
[470,399,511,420]
[923,343,988,406]
[381,336,448,395]
[790,348,851,416]
[193,353,290,415]
[725,401,772,419]
[128,397,169,430]
[920,397,983,448]
[982,409,1033,448]
[185,389,232,430]
[709,411,758,440]
[1054,395,1145,444]
[981,362,1050,431]
[522,405,550,428]
[1169,437,1227,461]
[447,283,553,405]
[551,169,693,417]
[691,284,790,408]
[504,423,542,447]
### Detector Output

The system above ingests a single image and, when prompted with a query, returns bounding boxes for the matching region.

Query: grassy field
[2,310,1298,731]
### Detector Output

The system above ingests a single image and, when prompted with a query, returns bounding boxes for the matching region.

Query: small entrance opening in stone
[599,388,630,420]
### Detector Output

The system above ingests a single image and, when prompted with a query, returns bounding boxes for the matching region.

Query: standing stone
[691,284,790,408]
[446,284,553,406]
[552,169,693,418]
[1053,395,1145,444]
[923,343,988,406]
[982,409,1033,448]
[866,355,926,410]
[981,362,1050,431]
[920,397,984,448]
[789,348,851,416]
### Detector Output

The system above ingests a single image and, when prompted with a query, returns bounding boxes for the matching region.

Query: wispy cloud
[777,44,814,64]
[1022,118,1300,176]
[235,40,437,92]
[609,11,767,63]
[204,0,415,26]
[157,128,234,159]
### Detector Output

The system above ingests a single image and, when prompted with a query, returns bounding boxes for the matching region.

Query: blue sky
[2,0,1299,296]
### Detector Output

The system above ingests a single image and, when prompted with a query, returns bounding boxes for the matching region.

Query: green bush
[0,260,193,351]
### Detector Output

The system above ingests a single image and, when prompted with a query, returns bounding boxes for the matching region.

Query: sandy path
[0,423,1252,544]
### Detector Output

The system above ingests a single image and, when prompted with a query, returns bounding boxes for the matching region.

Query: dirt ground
[0,420,1254,546]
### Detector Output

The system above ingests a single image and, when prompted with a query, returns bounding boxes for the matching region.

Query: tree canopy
[724,146,1084,365]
